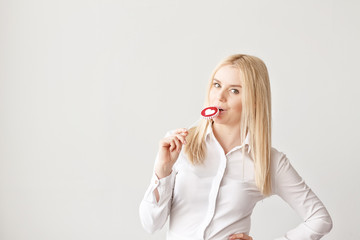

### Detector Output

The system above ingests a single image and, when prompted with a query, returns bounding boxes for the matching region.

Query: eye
[213,82,221,88]
[230,89,239,94]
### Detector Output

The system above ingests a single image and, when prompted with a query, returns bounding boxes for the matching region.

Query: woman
[139,54,332,240]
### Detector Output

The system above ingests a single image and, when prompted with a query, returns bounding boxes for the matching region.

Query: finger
[229,233,252,240]
[174,128,188,136]
[229,233,248,240]
[175,134,187,145]
[159,138,170,148]
[173,136,182,152]
[229,234,252,240]
[169,139,176,152]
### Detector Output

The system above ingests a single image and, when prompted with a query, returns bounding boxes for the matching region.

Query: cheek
[232,98,243,112]
[208,89,215,103]
[235,105,242,115]
[237,102,242,111]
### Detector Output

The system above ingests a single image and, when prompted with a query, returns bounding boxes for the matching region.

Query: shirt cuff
[145,171,176,205]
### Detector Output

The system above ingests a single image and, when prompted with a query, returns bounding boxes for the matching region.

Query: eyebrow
[213,78,242,88]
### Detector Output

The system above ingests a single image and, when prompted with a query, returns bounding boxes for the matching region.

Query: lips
[215,107,226,116]
[216,106,226,111]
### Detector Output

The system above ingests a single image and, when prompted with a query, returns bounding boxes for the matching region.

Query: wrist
[155,164,172,179]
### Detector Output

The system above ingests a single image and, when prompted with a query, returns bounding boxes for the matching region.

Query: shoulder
[270,147,303,193]
[270,147,292,175]
[270,147,287,167]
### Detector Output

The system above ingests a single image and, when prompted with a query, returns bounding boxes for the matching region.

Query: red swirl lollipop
[201,106,219,120]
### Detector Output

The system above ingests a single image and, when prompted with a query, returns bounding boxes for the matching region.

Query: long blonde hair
[184,54,272,196]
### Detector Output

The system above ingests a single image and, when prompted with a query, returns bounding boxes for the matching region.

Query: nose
[217,89,227,102]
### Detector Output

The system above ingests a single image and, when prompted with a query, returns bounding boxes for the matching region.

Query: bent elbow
[308,212,333,236]
[322,215,333,234]
[140,215,163,234]
[318,209,333,235]
[140,221,158,234]
[141,215,169,234]
[139,201,162,234]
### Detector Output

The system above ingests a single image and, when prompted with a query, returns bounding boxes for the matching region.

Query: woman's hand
[155,128,188,178]
[228,233,253,240]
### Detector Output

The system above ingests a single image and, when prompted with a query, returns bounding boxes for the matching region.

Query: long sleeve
[139,166,176,233]
[139,130,178,233]
[272,152,333,240]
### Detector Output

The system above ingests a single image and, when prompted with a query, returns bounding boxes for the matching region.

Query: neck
[212,122,242,153]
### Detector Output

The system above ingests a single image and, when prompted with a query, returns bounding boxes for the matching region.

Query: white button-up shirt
[139,126,332,240]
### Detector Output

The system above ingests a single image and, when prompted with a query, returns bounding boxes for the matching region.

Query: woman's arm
[139,129,187,233]
[272,151,333,240]
[139,170,176,233]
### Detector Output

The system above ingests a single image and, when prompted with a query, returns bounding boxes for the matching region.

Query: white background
[1,0,359,239]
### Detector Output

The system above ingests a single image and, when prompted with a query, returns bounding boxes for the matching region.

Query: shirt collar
[205,123,251,154]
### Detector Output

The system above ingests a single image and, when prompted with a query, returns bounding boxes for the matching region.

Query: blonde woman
[139,54,332,240]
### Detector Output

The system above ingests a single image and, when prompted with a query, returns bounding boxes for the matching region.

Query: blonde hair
[184,54,272,196]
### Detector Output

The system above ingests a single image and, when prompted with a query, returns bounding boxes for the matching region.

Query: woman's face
[208,65,243,127]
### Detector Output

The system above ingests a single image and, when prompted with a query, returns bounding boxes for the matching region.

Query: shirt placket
[199,148,228,239]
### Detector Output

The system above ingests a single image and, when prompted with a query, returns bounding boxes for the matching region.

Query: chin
[213,118,226,124]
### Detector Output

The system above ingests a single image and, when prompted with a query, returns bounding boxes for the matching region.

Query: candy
[201,106,219,119]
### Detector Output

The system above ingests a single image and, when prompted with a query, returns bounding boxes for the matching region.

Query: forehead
[213,65,242,85]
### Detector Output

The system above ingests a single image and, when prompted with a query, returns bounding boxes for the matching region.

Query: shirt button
[155,180,159,184]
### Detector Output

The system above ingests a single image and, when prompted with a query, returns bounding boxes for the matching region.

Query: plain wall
[1,0,359,239]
